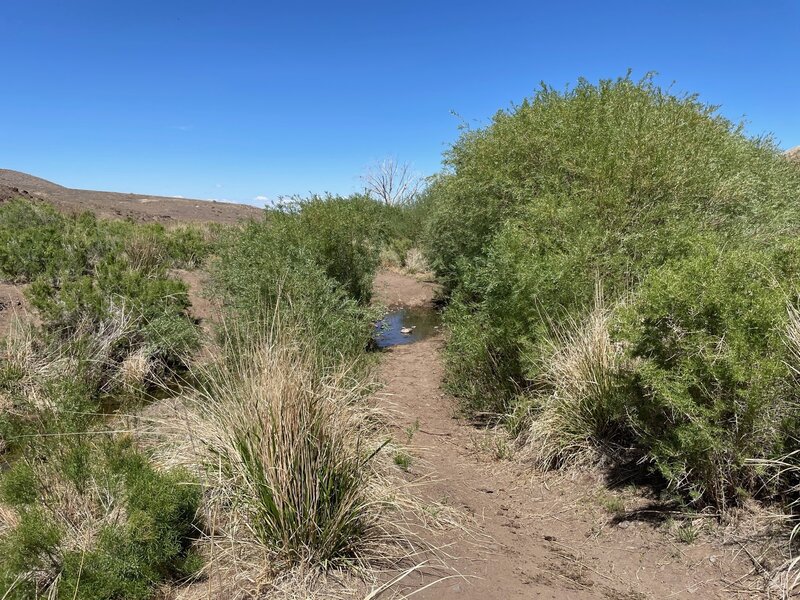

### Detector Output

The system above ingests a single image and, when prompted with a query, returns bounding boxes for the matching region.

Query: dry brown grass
[402,249,430,277]
[0,503,19,536]
[732,304,800,598]
[2,304,156,407]
[518,287,628,468]
[145,322,449,599]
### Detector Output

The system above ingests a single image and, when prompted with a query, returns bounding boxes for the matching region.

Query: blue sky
[2,1,798,205]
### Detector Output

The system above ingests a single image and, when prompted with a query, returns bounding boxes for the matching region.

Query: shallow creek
[373,306,441,348]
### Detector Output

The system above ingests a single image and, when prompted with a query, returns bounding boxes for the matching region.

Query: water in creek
[373,306,441,348]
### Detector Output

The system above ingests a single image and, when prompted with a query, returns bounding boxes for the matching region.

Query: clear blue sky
[2,1,798,205]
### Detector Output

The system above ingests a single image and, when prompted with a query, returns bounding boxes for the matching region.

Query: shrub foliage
[423,74,800,506]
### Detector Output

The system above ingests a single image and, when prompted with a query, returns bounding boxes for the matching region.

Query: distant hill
[787,146,800,163]
[0,169,262,224]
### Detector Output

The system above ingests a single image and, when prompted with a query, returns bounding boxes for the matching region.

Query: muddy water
[373,307,441,348]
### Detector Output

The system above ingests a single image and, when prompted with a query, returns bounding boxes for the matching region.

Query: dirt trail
[373,271,761,600]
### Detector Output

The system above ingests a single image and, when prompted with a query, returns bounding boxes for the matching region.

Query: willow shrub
[211,195,383,364]
[423,74,800,506]
[618,243,800,507]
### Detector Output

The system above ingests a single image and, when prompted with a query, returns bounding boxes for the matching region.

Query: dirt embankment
[373,271,763,599]
[372,270,440,308]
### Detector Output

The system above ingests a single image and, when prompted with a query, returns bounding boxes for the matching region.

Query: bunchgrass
[149,320,427,598]
[515,286,629,468]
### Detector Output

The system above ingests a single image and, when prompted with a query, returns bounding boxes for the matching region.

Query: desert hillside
[0,169,261,224]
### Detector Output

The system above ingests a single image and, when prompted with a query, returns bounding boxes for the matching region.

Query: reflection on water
[373,307,441,348]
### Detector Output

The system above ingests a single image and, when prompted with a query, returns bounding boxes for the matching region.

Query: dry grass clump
[124,229,169,276]
[152,323,425,599]
[0,503,19,536]
[736,305,800,597]
[785,303,800,375]
[3,305,155,403]
[745,450,800,598]
[402,248,430,276]
[517,290,628,468]
[379,246,431,278]
[379,246,403,270]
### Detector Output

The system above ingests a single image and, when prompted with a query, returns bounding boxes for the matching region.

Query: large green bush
[285,194,380,303]
[424,75,800,291]
[211,195,383,364]
[424,74,800,505]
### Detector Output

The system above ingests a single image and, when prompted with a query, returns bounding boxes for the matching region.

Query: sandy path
[372,271,761,600]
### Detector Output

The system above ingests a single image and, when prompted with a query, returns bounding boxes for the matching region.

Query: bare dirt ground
[372,271,767,599]
[0,169,262,224]
[373,270,440,308]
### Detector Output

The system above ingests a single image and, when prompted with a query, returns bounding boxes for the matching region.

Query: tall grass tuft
[517,287,628,468]
[154,320,407,597]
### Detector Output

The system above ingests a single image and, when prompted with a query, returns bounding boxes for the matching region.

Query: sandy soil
[373,271,765,599]
[0,169,262,224]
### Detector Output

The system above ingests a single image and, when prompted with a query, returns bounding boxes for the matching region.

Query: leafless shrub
[361,158,424,206]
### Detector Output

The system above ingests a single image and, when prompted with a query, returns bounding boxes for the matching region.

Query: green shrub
[288,194,381,303]
[0,200,213,282]
[0,199,200,396]
[0,200,202,458]
[0,202,107,283]
[427,74,800,409]
[0,437,200,599]
[423,74,800,506]
[212,196,382,364]
[424,75,800,291]
[619,244,800,506]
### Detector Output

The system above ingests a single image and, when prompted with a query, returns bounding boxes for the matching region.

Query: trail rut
[372,270,763,600]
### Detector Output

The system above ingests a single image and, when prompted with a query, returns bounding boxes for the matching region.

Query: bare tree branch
[361,158,424,206]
